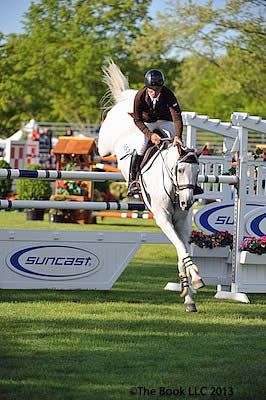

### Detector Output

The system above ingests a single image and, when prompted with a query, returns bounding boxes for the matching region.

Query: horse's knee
[155,213,172,229]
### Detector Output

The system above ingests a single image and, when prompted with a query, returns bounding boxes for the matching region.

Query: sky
[0,0,169,35]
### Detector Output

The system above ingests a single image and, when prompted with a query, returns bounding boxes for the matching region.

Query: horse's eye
[178,168,183,173]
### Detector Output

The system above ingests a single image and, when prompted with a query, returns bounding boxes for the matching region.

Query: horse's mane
[101,59,130,114]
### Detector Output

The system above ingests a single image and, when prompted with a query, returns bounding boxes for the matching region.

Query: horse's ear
[196,146,206,157]
[178,144,187,157]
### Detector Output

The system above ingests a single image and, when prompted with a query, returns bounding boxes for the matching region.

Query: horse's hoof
[184,303,197,312]
[192,278,205,290]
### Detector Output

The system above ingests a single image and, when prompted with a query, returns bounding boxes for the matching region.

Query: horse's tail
[102,59,130,104]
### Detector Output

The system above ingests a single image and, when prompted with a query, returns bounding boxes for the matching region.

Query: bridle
[154,141,199,208]
[163,144,199,193]
[174,151,199,193]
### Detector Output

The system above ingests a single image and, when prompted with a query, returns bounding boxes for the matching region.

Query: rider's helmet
[144,69,164,90]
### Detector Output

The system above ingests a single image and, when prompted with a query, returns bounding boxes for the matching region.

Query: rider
[128,69,184,195]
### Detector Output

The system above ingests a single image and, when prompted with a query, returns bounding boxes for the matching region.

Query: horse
[98,60,205,312]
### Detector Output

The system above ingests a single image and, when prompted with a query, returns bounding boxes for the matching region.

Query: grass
[0,211,266,400]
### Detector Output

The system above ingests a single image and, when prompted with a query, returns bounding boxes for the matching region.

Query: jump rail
[0,169,238,185]
[0,200,146,211]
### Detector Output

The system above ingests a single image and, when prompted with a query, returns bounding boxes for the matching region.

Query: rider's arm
[128,89,154,139]
[168,93,183,141]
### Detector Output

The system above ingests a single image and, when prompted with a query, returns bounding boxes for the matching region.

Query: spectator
[43,127,53,151]
[31,127,41,141]
[64,128,73,136]
[203,143,211,155]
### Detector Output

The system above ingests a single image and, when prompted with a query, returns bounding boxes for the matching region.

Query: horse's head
[170,144,201,211]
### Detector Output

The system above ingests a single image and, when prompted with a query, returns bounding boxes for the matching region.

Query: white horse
[98,60,204,312]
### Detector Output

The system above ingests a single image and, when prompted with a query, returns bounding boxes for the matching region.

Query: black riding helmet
[144,69,164,90]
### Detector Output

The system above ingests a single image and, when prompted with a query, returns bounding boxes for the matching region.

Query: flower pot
[190,245,231,285]
[68,196,92,224]
[26,209,44,221]
[49,214,64,223]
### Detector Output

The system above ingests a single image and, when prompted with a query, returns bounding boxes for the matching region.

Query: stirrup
[127,181,141,196]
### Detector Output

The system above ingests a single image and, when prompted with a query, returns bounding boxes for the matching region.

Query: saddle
[139,129,170,170]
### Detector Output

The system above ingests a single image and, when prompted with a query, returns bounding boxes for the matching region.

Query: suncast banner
[6,245,100,280]
[194,201,265,237]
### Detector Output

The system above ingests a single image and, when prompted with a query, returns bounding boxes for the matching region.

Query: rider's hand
[173,136,183,146]
[151,133,161,145]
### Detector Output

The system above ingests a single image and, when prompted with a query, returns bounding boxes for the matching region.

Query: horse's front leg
[173,209,205,291]
[154,207,191,299]
[172,209,205,312]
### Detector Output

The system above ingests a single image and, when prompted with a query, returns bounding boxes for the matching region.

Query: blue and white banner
[6,245,100,280]
[194,201,266,237]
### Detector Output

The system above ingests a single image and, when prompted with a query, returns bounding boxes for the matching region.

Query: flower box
[237,251,266,293]
[190,245,232,286]
[240,251,266,265]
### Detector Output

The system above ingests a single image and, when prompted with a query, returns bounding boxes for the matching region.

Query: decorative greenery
[240,236,266,255]
[252,147,266,160]
[49,194,72,216]
[189,230,233,249]
[16,164,51,202]
[57,180,88,196]
[224,166,236,176]
[0,160,12,198]
[109,182,128,200]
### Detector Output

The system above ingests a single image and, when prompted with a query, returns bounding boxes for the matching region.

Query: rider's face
[147,88,161,98]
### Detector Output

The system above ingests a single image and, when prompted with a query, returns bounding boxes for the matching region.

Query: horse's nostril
[181,201,186,208]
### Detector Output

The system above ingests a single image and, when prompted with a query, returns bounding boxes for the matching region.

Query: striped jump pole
[0,168,238,185]
[0,200,146,211]
[0,169,124,182]
[93,211,154,219]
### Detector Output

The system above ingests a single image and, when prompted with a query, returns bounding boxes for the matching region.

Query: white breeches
[134,120,175,155]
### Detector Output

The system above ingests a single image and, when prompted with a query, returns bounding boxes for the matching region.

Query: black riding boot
[127,150,142,196]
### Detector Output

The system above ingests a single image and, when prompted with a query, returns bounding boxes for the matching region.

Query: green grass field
[0,211,265,400]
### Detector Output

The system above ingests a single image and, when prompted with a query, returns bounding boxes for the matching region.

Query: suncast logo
[194,202,264,236]
[6,245,100,280]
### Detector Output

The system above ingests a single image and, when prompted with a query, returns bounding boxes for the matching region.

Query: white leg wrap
[183,253,199,278]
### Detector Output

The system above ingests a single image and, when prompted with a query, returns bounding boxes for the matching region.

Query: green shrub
[0,160,12,198]
[16,164,51,201]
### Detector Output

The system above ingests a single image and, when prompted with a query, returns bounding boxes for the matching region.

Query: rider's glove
[173,136,183,146]
[151,133,161,145]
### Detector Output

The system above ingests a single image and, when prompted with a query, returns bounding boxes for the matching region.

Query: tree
[0,0,152,137]
[129,0,265,119]
[156,0,266,118]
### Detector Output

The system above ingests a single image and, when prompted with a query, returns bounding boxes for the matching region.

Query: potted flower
[56,180,89,197]
[238,236,266,293]
[48,194,71,223]
[240,236,266,264]
[16,164,51,220]
[189,230,233,285]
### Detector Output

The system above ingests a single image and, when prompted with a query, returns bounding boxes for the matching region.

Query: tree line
[0,0,265,138]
